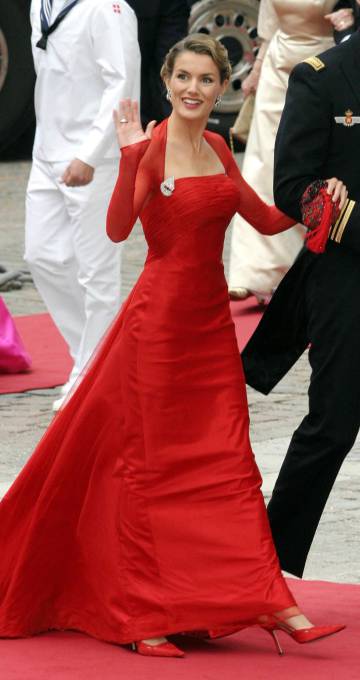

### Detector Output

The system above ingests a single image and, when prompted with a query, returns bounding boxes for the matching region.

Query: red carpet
[230,297,263,350]
[0,313,72,395]
[0,301,261,395]
[0,579,357,679]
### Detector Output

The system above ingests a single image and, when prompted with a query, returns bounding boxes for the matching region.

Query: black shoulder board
[303,56,326,71]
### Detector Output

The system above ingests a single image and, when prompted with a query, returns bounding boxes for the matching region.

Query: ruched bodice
[142,174,239,264]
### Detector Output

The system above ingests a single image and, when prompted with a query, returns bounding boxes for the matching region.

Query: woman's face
[167,51,227,122]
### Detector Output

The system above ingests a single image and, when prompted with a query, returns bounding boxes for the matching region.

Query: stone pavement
[0,160,359,583]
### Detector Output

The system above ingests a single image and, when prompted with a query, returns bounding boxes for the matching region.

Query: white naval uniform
[25,0,140,388]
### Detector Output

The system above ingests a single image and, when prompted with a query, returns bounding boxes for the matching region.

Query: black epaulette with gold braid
[303,56,326,71]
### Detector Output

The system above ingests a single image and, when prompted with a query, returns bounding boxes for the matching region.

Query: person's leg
[62,160,122,384]
[267,247,360,577]
[24,158,85,364]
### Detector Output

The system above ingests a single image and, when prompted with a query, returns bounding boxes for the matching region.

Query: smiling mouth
[182,98,203,107]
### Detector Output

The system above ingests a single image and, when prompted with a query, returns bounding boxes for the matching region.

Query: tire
[0,0,35,157]
[188,0,260,141]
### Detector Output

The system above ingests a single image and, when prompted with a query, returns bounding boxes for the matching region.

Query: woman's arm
[106,141,152,242]
[106,100,156,242]
[226,148,346,245]
[241,40,269,97]
[241,0,277,96]
[222,144,295,235]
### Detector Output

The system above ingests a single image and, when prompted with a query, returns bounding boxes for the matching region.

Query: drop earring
[166,88,172,102]
[215,95,222,108]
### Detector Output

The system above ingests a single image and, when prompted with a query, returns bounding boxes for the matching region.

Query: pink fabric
[0,297,31,374]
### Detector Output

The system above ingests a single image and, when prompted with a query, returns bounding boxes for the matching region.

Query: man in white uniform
[26,0,140,409]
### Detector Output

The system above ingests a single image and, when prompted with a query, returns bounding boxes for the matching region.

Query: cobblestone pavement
[1,160,359,583]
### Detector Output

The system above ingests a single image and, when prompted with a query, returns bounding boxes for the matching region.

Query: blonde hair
[161,33,232,84]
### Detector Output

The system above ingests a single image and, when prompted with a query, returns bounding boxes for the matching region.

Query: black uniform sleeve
[273,63,332,223]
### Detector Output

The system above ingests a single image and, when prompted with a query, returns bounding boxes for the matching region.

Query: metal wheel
[0,1,36,157]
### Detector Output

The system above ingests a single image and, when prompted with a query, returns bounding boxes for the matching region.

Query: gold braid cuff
[330,199,355,243]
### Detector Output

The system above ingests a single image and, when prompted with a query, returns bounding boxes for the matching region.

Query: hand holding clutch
[301,179,345,253]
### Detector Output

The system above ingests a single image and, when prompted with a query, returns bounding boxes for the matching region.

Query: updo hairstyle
[160,33,232,84]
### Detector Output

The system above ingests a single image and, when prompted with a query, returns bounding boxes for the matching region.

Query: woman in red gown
[0,35,345,657]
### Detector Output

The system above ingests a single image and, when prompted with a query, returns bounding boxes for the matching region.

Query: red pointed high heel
[131,640,185,658]
[259,616,345,656]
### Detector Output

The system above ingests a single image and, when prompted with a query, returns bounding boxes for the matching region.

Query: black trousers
[242,244,360,577]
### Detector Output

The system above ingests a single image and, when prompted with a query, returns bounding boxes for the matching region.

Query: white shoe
[229,287,271,306]
[59,378,77,395]
[251,290,273,306]
[229,287,251,300]
[52,394,67,412]
[59,383,69,396]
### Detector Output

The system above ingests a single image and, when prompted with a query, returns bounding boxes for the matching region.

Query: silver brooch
[160,176,175,197]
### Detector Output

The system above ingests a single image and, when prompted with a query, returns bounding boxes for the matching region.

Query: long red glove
[210,134,296,235]
[106,140,152,242]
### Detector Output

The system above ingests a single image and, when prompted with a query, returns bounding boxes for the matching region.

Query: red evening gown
[0,119,296,644]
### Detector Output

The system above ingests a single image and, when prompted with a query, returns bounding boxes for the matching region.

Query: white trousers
[24,157,122,386]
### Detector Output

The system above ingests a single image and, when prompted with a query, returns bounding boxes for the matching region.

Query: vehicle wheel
[0,0,35,157]
[188,0,260,142]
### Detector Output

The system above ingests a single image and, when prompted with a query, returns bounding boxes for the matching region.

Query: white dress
[228,0,337,296]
